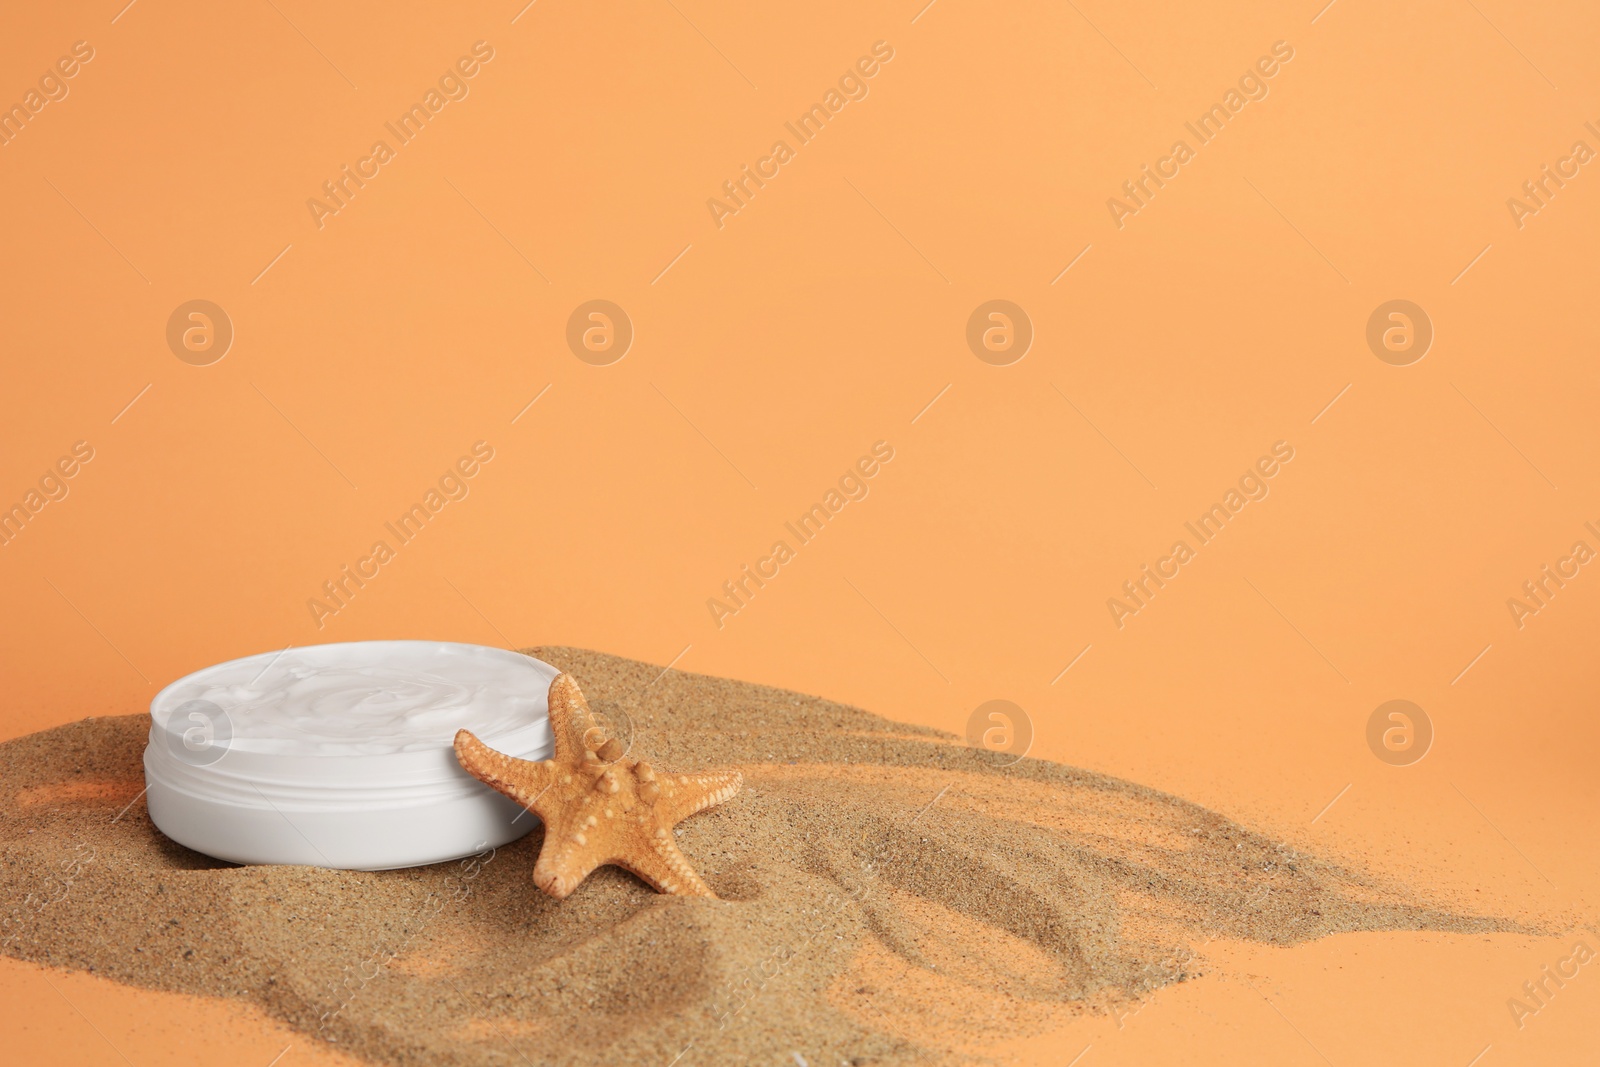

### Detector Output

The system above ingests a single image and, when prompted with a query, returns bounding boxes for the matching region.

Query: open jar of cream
[143,641,556,870]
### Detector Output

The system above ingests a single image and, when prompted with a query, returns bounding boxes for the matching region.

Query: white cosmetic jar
[143,641,556,870]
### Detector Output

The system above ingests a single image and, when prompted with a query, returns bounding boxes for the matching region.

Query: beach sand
[0,647,1525,1066]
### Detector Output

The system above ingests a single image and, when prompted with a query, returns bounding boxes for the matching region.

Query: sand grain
[0,647,1518,1066]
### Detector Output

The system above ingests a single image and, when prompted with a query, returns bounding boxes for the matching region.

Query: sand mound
[0,647,1516,1065]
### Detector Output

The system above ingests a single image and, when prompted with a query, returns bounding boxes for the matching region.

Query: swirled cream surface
[153,642,553,755]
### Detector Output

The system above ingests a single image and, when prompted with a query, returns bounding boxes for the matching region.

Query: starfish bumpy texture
[454,673,741,899]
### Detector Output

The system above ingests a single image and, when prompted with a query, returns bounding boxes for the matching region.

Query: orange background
[2,0,1598,1063]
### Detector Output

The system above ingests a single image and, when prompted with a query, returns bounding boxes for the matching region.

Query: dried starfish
[454,673,741,899]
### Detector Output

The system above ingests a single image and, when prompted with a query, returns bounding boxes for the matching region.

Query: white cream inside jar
[171,644,545,754]
[143,641,556,870]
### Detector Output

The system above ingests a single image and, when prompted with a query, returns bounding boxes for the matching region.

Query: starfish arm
[545,673,604,763]
[655,769,743,827]
[532,837,605,900]
[454,729,554,813]
[616,831,718,898]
